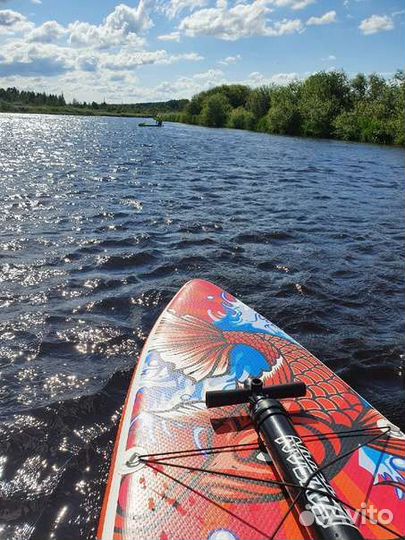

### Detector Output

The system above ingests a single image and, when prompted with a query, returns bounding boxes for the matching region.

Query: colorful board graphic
[98,279,405,540]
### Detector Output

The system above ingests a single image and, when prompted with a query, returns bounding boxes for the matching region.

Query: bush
[359,117,394,145]
[333,112,361,141]
[200,94,231,128]
[255,116,269,132]
[246,86,272,119]
[227,107,255,130]
[267,85,301,135]
[300,71,351,138]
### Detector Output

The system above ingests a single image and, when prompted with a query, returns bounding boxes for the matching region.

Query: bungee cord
[124,424,404,539]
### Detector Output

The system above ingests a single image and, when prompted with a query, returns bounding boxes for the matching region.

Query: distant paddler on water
[138,116,163,127]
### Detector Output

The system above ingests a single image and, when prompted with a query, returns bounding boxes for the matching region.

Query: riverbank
[0,105,149,118]
[0,107,148,118]
[162,71,405,147]
[0,106,151,118]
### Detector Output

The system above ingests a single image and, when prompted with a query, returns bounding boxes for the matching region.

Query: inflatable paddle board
[98,279,405,540]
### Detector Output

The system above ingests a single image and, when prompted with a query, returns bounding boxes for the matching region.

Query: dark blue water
[0,113,404,540]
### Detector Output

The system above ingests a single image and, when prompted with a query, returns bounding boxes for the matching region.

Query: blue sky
[0,0,404,103]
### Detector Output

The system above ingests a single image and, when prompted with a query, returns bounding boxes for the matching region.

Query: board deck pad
[98,279,405,540]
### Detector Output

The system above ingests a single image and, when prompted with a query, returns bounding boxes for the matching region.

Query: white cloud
[89,49,203,71]
[0,9,34,34]
[271,18,303,35]
[246,70,299,86]
[104,2,153,34]
[68,20,141,49]
[0,1,202,83]
[0,9,24,26]
[179,1,303,40]
[0,40,74,76]
[193,68,224,80]
[322,53,336,61]
[152,68,227,98]
[268,71,300,85]
[0,62,308,104]
[31,0,42,4]
[0,0,328,104]
[306,10,336,26]
[218,54,241,65]
[164,0,208,19]
[179,1,269,40]
[27,20,67,43]
[176,52,204,62]
[158,31,181,41]
[269,0,315,10]
[359,14,394,35]
[68,3,153,50]
[0,2,208,103]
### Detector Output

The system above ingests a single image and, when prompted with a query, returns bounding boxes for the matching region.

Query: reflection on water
[0,113,404,539]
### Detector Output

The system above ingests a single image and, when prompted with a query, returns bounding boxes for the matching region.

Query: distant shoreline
[2,109,404,149]
[0,107,151,118]
[0,88,187,119]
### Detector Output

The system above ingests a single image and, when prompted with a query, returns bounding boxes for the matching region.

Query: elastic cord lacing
[128,425,404,539]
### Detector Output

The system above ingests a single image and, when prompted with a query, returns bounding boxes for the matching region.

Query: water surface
[0,114,404,539]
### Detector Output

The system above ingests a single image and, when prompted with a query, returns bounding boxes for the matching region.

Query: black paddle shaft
[206,378,364,540]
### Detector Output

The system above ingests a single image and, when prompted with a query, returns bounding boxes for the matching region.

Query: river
[0,113,404,540]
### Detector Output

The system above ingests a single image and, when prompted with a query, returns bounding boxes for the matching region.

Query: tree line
[163,71,405,146]
[0,87,187,117]
[0,87,66,107]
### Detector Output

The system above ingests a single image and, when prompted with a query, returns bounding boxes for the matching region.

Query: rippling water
[0,113,404,540]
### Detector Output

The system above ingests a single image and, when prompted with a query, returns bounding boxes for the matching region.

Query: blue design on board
[360,446,405,500]
[215,296,298,344]
[142,351,155,369]
[359,395,373,410]
[229,345,270,380]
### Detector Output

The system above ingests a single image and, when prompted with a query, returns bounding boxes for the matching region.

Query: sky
[0,0,404,103]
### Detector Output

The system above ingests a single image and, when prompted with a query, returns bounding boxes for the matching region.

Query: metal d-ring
[119,447,147,474]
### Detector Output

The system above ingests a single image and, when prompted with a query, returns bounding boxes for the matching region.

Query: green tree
[267,84,301,135]
[203,84,250,109]
[246,86,272,120]
[227,107,255,130]
[346,73,400,145]
[200,94,231,127]
[300,71,351,138]
[367,74,387,102]
[351,73,367,102]
[186,95,204,116]
[392,70,405,145]
[333,111,361,141]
